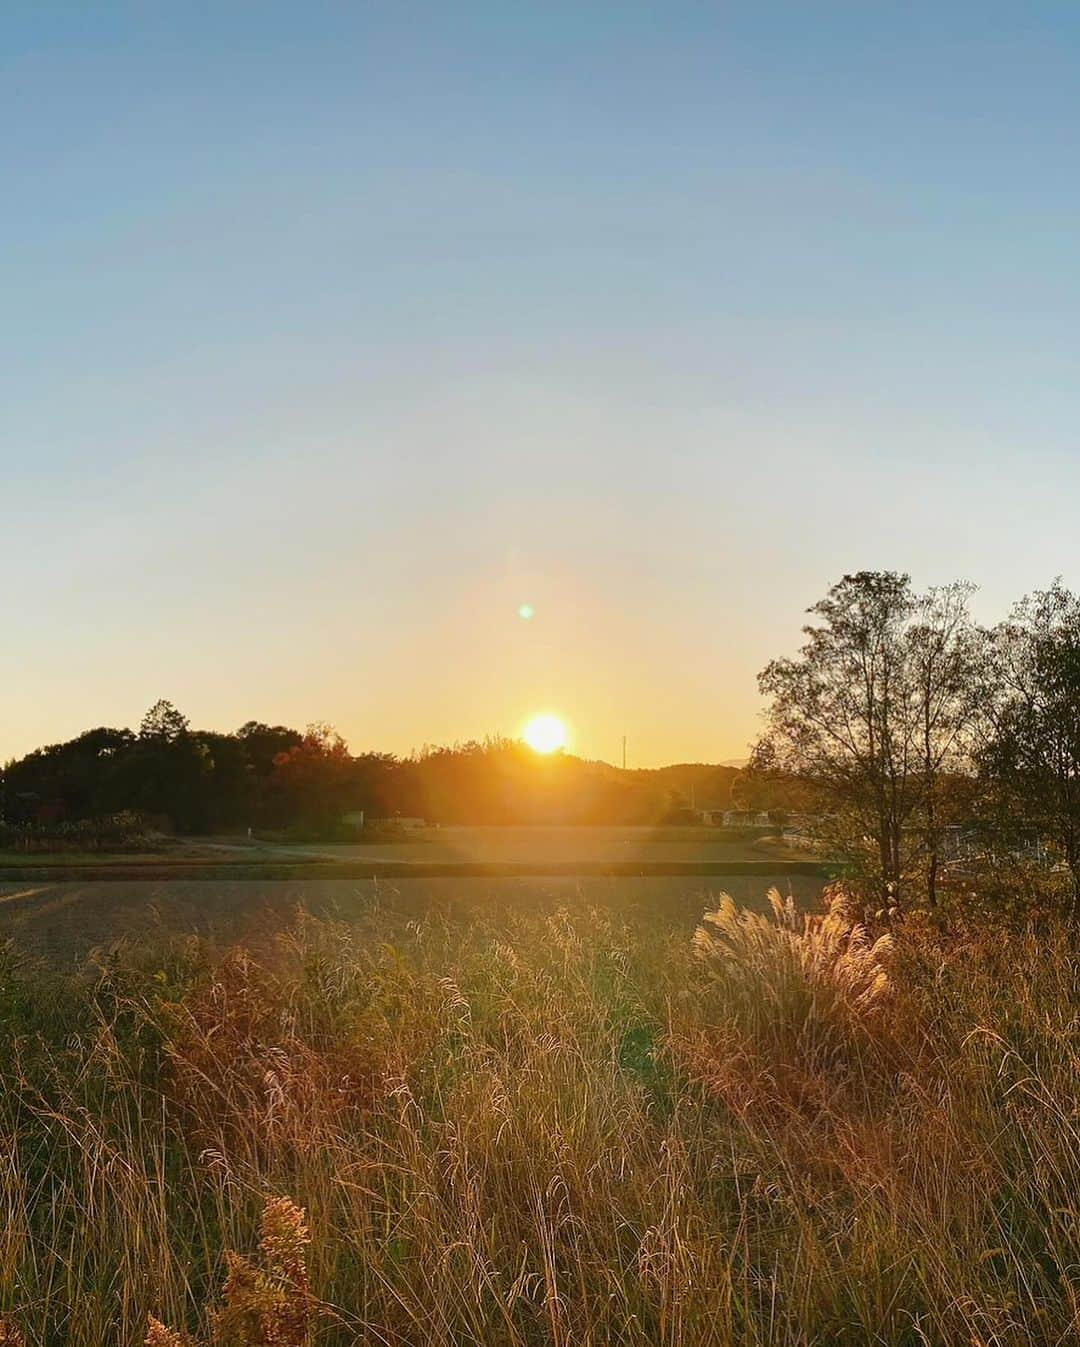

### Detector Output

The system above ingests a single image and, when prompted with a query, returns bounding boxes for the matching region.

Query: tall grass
[1,893,1080,1343]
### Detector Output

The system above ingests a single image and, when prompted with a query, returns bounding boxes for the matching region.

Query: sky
[6,3,1080,767]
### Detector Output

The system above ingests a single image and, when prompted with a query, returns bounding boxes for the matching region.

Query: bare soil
[0,872,825,964]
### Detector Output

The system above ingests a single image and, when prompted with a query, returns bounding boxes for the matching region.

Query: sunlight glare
[522,714,568,754]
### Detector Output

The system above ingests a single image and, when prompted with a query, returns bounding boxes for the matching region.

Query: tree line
[0,702,740,836]
[752,572,1080,911]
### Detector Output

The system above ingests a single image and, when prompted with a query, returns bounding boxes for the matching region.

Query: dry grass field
[0,875,1075,1345]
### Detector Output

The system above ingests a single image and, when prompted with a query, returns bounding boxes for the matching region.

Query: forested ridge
[1,702,739,835]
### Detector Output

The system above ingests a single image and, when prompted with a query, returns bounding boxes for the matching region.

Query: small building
[719,809,772,829]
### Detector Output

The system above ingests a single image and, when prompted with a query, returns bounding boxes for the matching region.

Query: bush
[692,885,893,1052]
[0,811,163,853]
[937,854,1075,931]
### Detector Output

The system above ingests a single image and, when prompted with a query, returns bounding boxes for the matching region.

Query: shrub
[692,886,893,1052]
[0,811,162,853]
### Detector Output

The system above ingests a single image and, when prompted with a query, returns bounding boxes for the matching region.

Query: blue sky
[5,3,1080,764]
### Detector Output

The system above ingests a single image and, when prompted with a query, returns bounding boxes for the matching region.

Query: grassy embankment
[0,887,1077,1344]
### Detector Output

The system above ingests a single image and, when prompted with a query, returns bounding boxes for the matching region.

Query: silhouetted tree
[757,573,992,908]
[114,701,209,830]
[139,700,190,743]
[235,722,303,778]
[756,573,925,905]
[264,724,376,833]
[981,583,1080,913]
[0,727,135,823]
[907,583,986,907]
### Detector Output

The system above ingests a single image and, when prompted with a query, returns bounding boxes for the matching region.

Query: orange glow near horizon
[522,714,569,754]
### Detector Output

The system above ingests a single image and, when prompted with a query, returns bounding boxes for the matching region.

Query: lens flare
[522,714,568,754]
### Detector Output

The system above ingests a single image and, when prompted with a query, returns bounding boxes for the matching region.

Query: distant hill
[613,761,742,810]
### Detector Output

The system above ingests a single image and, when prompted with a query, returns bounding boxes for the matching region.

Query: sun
[522,713,568,754]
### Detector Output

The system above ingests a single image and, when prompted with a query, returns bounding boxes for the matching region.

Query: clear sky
[5,3,1080,766]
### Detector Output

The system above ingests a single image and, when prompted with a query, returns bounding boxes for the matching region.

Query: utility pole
[622,736,627,771]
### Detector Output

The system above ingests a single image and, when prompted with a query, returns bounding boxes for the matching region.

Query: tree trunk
[890,818,903,910]
[1068,844,1080,922]
[925,791,938,909]
[878,818,892,908]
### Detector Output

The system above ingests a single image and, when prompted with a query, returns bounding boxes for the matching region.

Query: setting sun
[522,713,568,754]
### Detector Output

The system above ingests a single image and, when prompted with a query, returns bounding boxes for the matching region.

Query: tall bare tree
[756,572,984,908]
[756,572,919,904]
